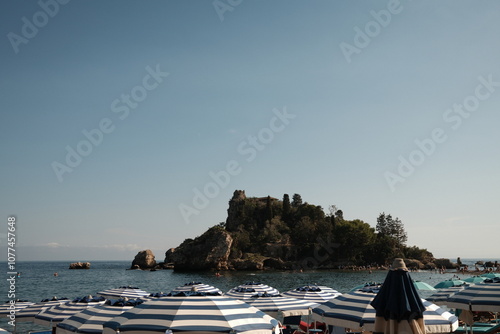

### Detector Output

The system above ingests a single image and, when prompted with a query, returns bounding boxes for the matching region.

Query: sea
[0,258,496,333]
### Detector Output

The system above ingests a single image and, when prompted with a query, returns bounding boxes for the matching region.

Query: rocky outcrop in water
[131,249,157,270]
[69,262,90,269]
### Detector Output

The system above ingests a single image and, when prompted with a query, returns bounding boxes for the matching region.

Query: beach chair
[282,315,304,334]
[454,322,500,333]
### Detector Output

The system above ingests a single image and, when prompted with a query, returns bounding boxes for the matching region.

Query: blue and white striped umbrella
[312,289,377,330]
[57,299,143,334]
[97,286,150,299]
[34,296,106,327]
[446,280,500,312]
[425,286,468,306]
[0,300,35,316]
[226,282,279,300]
[15,297,70,322]
[171,282,222,295]
[0,300,35,317]
[282,285,341,303]
[102,295,280,334]
[246,295,319,318]
[420,300,459,333]
[312,290,458,333]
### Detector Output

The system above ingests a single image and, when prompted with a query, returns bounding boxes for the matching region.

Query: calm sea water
[0,259,496,333]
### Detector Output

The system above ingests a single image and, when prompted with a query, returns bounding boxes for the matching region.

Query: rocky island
[132,190,447,271]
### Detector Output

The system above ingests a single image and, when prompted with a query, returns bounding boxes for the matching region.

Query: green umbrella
[413,280,436,291]
[434,279,466,289]
[463,276,487,284]
[480,273,500,279]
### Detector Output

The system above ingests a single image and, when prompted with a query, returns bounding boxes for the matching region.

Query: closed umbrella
[246,294,319,318]
[97,286,149,299]
[57,298,143,334]
[171,282,222,295]
[371,259,426,334]
[226,282,279,300]
[16,297,69,323]
[446,278,500,312]
[34,296,105,328]
[102,294,280,334]
[282,285,341,303]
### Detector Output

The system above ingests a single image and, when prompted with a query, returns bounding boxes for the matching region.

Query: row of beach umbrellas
[2,272,499,334]
[0,283,336,334]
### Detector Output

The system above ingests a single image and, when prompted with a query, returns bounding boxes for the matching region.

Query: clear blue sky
[1,1,499,261]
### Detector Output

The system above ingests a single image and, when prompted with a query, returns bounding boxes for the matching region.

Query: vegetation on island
[221,190,433,268]
[163,190,436,271]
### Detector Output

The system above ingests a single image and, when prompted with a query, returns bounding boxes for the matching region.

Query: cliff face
[165,226,233,271]
[225,190,246,232]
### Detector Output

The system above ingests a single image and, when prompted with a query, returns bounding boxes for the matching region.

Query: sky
[1,1,499,262]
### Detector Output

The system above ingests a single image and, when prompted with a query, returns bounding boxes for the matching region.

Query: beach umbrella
[312,288,379,331]
[371,258,427,333]
[463,276,487,284]
[434,278,467,289]
[311,288,458,332]
[102,294,280,334]
[0,300,35,317]
[16,297,70,323]
[425,286,468,306]
[170,282,222,295]
[419,300,458,333]
[446,279,500,312]
[246,294,319,318]
[226,282,279,300]
[97,286,150,299]
[480,273,500,279]
[413,281,436,291]
[34,295,106,327]
[282,285,341,304]
[56,298,143,334]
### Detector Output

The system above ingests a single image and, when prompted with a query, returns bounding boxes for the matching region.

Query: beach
[2,259,497,333]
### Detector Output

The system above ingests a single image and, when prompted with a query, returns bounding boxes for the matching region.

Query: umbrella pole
[308,309,311,333]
